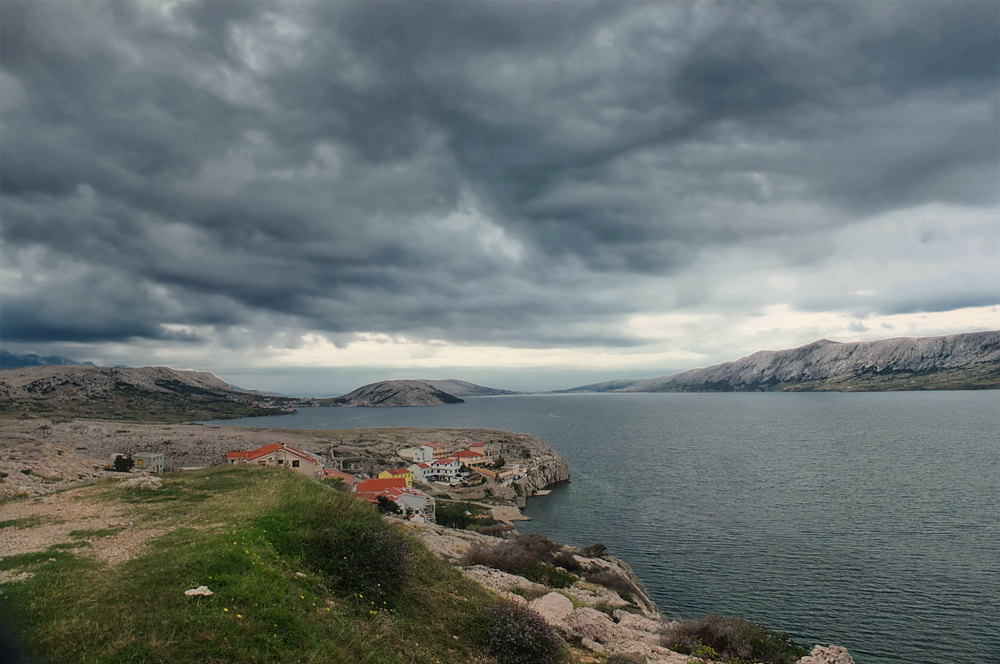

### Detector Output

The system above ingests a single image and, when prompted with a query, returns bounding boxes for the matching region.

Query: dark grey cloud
[1,0,996,352]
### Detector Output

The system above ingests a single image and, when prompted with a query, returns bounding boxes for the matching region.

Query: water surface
[214,391,1000,664]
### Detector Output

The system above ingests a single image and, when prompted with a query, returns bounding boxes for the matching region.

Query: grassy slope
[0,466,499,664]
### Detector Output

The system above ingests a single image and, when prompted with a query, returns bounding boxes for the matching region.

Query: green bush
[476,600,565,664]
[661,615,808,664]
[113,455,135,473]
[524,561,577,588]
[305,513,414,607]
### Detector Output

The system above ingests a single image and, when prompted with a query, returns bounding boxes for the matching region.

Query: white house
[428,457,462,483]
[382,486,436,521]
[412,445,436,463]
[408,462,432,482]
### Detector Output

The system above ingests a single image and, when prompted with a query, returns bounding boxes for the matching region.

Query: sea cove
[216,391,1000,664]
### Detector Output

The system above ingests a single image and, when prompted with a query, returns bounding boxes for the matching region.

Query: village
[220,439,526,529]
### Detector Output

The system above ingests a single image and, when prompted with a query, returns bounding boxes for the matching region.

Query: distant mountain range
[0,365,289,422]
[0,349,96,369]
[563,331,1000,393]
[317,379,518,407]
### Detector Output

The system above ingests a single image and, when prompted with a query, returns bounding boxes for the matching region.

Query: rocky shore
[407,520,855,664]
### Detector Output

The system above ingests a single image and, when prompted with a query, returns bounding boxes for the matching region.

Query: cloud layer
[2,1,997,390]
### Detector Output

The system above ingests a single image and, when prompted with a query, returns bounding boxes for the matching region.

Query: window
[277,459,283,464]
[292,460,300,468]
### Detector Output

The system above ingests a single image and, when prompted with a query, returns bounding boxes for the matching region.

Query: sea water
[214,391,1000,664]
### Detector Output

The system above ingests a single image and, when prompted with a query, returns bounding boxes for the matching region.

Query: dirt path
[0,483,170,565]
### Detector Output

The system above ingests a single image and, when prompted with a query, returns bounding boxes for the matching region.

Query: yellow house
[379,468,413,487]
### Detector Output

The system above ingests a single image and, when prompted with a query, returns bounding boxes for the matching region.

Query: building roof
[432,457,460,467]
[455,450,482,459]
[385,468,412,476]
[227,443,320,464]
[356,477,408,493]
[323,469,357,483]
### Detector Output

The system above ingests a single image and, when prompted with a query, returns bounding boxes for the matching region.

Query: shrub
[550,550,583,572]
[113,455,135,473]
[375,495,401,514]
[477,600,565,664]
[606,654,646,664]
[523,561,577,589]
[436,501,481,529]
[304,509,414,607]
[660,615,808,664]
[462,533,560,576]
[579,542,607,558]
[585,569,639,602]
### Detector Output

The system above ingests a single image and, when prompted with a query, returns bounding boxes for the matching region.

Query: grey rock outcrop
[567,330,1000,392]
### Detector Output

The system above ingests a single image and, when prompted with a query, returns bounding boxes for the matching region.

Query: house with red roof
[426,457,462,483]
[322,468,359,490]
[407,462,432,482]
[454,450,486,466]
[227,443,323,478]
[378,467,413,487]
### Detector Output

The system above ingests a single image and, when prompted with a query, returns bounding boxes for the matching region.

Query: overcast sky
[1,0,998,395]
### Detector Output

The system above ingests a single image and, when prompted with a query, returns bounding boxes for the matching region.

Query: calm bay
[213,391,1000,664]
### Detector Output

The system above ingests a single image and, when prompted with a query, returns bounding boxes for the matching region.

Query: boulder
[564,607,617,643]
[798,645,856,664]
[529,592,574,623]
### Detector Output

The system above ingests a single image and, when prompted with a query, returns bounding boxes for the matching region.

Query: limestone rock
[564,607,617,643]
[529,592,574,623]
[797,645,856,664]
[184,585,213,596]
[580,637,605,653]
[121,476,163,491]
[613,609,663,634]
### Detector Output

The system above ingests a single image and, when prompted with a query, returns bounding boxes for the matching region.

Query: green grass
[0,515,65,529]
[69,528,121,539]
[0,465,509,664]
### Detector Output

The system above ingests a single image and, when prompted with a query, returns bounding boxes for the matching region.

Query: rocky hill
[422,379,521,397]
[320,379,466,406]
[566,331,1000,393]
[0,365,287,422]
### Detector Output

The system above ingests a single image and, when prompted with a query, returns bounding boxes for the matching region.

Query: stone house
[227,443,323,478]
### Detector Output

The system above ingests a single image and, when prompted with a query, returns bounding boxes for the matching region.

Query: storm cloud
[1,0,997,389]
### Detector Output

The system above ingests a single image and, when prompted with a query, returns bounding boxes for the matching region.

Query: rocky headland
[0,419,569,506]
[0,365,290,422]
[566,330,1000,393]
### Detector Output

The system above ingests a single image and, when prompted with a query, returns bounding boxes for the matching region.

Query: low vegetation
[435,500,499,532]
[0,465,565,664]
[473,600,566,664]
[462,533,579,588]
[661,614,808,664]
